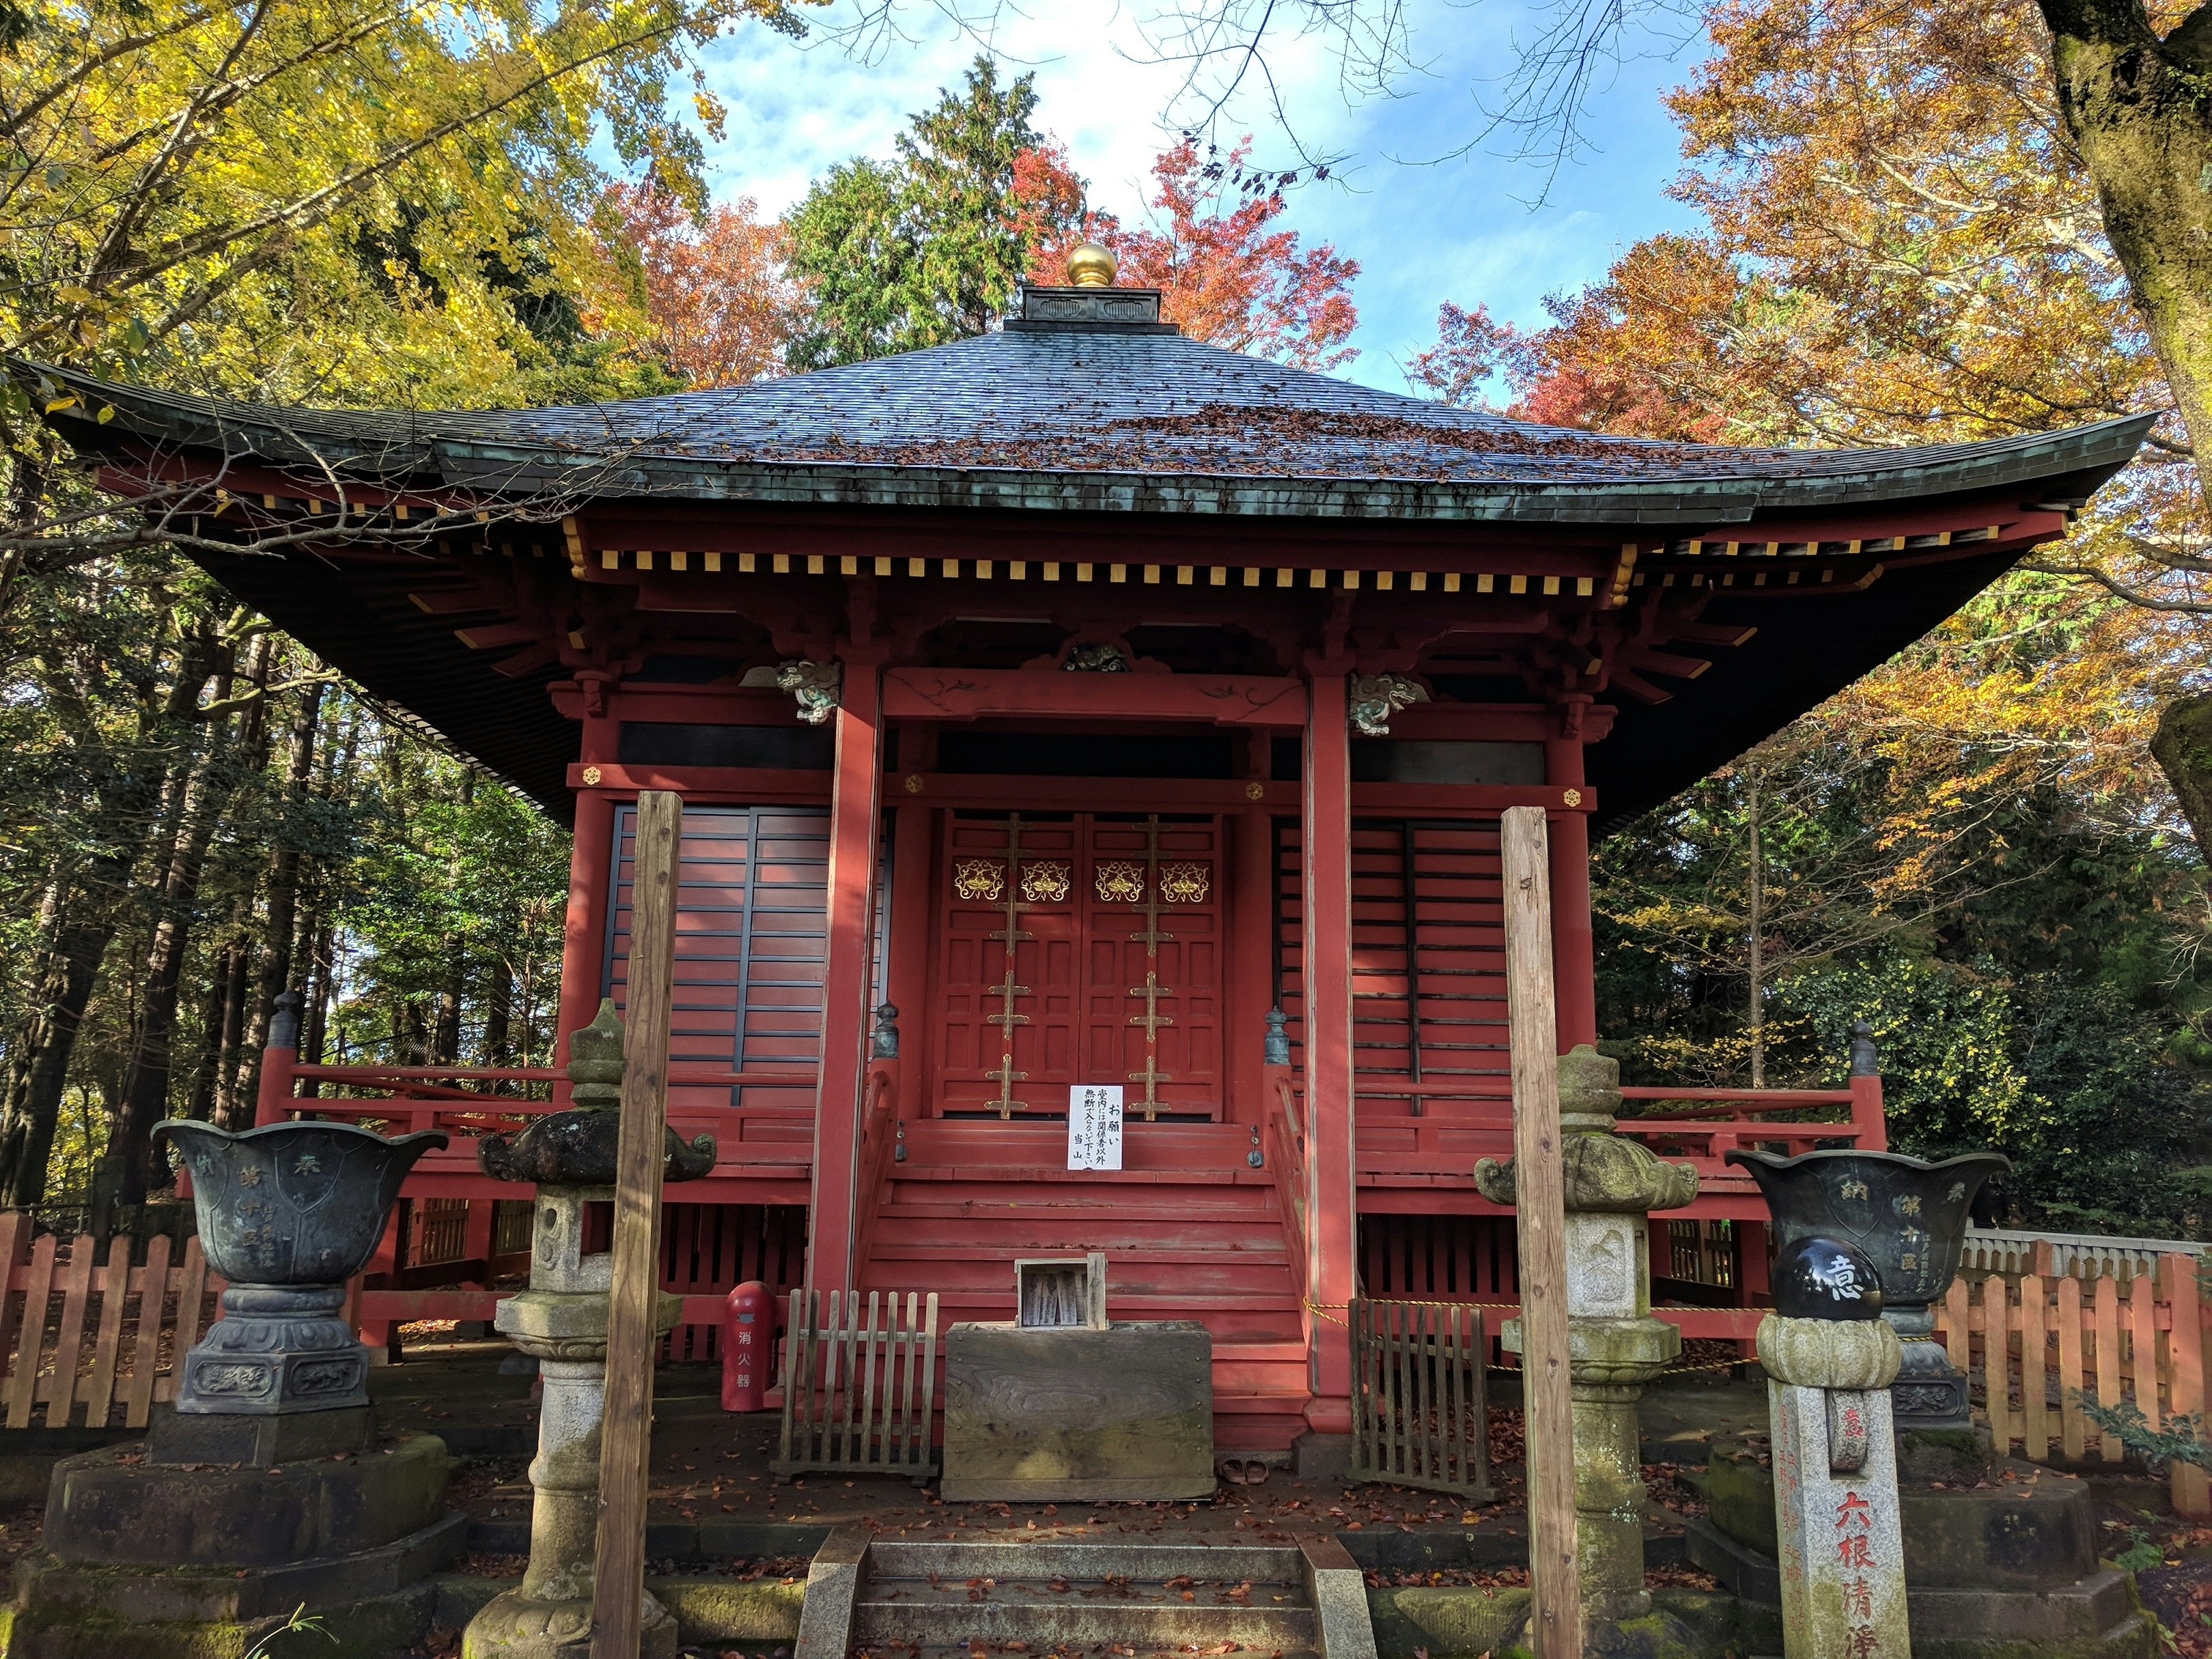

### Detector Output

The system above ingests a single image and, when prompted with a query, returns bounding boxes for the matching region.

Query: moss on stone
[1366,1583,1532,1657]
[652,1574,804,1643]
[1698,1447,1778,1554]
[1,1579,436,1658]
[1909,1614,2159,1659]
[1367,1585,1767,1659]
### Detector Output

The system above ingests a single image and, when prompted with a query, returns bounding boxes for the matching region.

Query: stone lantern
[1473,1044,1699,1624]
[462,1001,714,1659]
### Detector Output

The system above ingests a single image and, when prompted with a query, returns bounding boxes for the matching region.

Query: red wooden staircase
[859,1119,1312,1451]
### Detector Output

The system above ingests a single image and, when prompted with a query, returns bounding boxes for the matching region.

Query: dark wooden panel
[605,805,831,1105]
[1278,817,1507,1114]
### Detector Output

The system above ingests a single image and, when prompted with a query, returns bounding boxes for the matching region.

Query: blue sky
[686,1,1710,394]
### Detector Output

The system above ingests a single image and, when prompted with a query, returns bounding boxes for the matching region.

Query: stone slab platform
[940,1320,1212,1502]
[1686,1518,2157,1656]
[42,1429,449,1569]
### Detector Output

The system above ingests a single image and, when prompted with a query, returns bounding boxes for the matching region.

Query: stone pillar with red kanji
[1756,1241,1912,1659]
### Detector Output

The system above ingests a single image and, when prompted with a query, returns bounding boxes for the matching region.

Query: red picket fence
[1934,1250,2212,1515]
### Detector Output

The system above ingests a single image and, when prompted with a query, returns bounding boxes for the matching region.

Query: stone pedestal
[1759,1315,1911,1659]
[940,1320,1213,1501]
[1477,1046,1699,1625]
[1884,1304,1973,1432]
[1691,1412,2159,1657]
[10,1427,461,1658]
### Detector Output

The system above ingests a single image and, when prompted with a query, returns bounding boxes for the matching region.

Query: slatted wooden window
[1276,818,1508,1113]
[1360,1214,1520,1303]
[604,805,830,1109]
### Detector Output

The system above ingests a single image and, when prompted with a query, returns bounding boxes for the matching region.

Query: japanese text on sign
[1067,1085,1124,1171]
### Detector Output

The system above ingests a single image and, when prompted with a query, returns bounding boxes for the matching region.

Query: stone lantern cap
[1472,1044,1698,1214]
[476,999,715,1186]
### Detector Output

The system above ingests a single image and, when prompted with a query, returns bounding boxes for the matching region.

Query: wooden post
[1301,671,1357,1426]
[589,788,682,1659]
[1499,805,1582,1658]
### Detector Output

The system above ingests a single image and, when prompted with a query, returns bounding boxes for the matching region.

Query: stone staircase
[793,1528,1377,1659]
[859,1120,1312,1451]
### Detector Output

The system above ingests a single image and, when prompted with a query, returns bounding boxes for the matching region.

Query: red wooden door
[932,812,1224,1119]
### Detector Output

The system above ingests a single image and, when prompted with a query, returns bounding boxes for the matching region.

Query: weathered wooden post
[1493,806,1582,1658]
[590,789,683,1659]
[462,994,712,1659]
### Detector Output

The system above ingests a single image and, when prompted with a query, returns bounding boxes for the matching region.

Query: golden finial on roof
[1066,242,1117,287]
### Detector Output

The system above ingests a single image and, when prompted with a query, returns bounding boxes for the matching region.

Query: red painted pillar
[1544,736,1599,1051]
[557,785,617,1100]
[1302,672,1356,1430]
[884,725,936,1098]
[808,645,886,1294]
[1229,805,1275,1130]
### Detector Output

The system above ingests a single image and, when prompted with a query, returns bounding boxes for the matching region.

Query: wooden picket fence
[0,1215,234,1430]
[772,1287,939,1481]
[1933,1249,2212,1514]
[1349,1298,1493,1499]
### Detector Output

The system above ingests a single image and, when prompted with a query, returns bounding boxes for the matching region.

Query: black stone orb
[1772,1234,1886,1321]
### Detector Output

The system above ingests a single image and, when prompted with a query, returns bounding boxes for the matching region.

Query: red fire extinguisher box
[722,1280,776,1412]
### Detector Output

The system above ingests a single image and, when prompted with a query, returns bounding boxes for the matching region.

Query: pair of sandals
[1216,1456,1274,1486]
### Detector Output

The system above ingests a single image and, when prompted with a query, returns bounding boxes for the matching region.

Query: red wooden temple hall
[32,269,2149,1449]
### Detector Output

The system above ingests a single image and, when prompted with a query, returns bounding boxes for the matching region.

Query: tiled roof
[27,326,2155,523]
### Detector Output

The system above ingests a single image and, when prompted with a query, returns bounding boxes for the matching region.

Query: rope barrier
[1305,1298,1758,1376]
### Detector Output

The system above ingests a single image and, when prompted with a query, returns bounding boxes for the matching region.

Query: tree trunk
[2039,0,2212,515]
[485,950,514,1074]
[1747,765,1765,1088]
[109,751,226,1202]
[0,630,225,1209]
[2152,691,2212,855]
[109,639,270,1201]
[206,932,251,1123]
[227,682,324,1123]
[0,904,109,1207]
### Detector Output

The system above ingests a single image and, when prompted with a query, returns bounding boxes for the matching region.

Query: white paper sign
[1067,1085,1124,1171]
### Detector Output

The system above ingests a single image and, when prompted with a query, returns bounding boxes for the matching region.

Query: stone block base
[436,1573,804,1650]
[3,1516,466,1659]
[1700,1438,2098,1590]
[12,1511,463,1626]
[462,1585,680,1659]
[146,1402,374,1466]
[940,1320,1212,1501]
[1686,1518,2159,1658]
[1366,1582,1756,1659]
[42,1430,449,1568]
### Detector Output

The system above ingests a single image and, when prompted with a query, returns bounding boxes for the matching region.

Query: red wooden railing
[244,1029,1886,1357]
[1349,1073,1884,1218]
[249,1041,822,1348]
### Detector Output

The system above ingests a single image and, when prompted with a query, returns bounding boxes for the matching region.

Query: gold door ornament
[1159,862,1210,905]
[1020,861,1072,904]
[1095,861,1145,905]
[954,859,1006,902]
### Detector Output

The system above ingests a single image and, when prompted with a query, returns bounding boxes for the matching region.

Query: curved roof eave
[21,357,2159,528]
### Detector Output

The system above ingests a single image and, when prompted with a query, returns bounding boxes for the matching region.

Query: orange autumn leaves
[606,135,1358,387]
[1017,138,1359,372]
[1414,0,2200,854]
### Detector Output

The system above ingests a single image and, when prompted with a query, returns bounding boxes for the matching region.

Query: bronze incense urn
[156,1119,447,1415]
[1728,1147,2008,1432]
